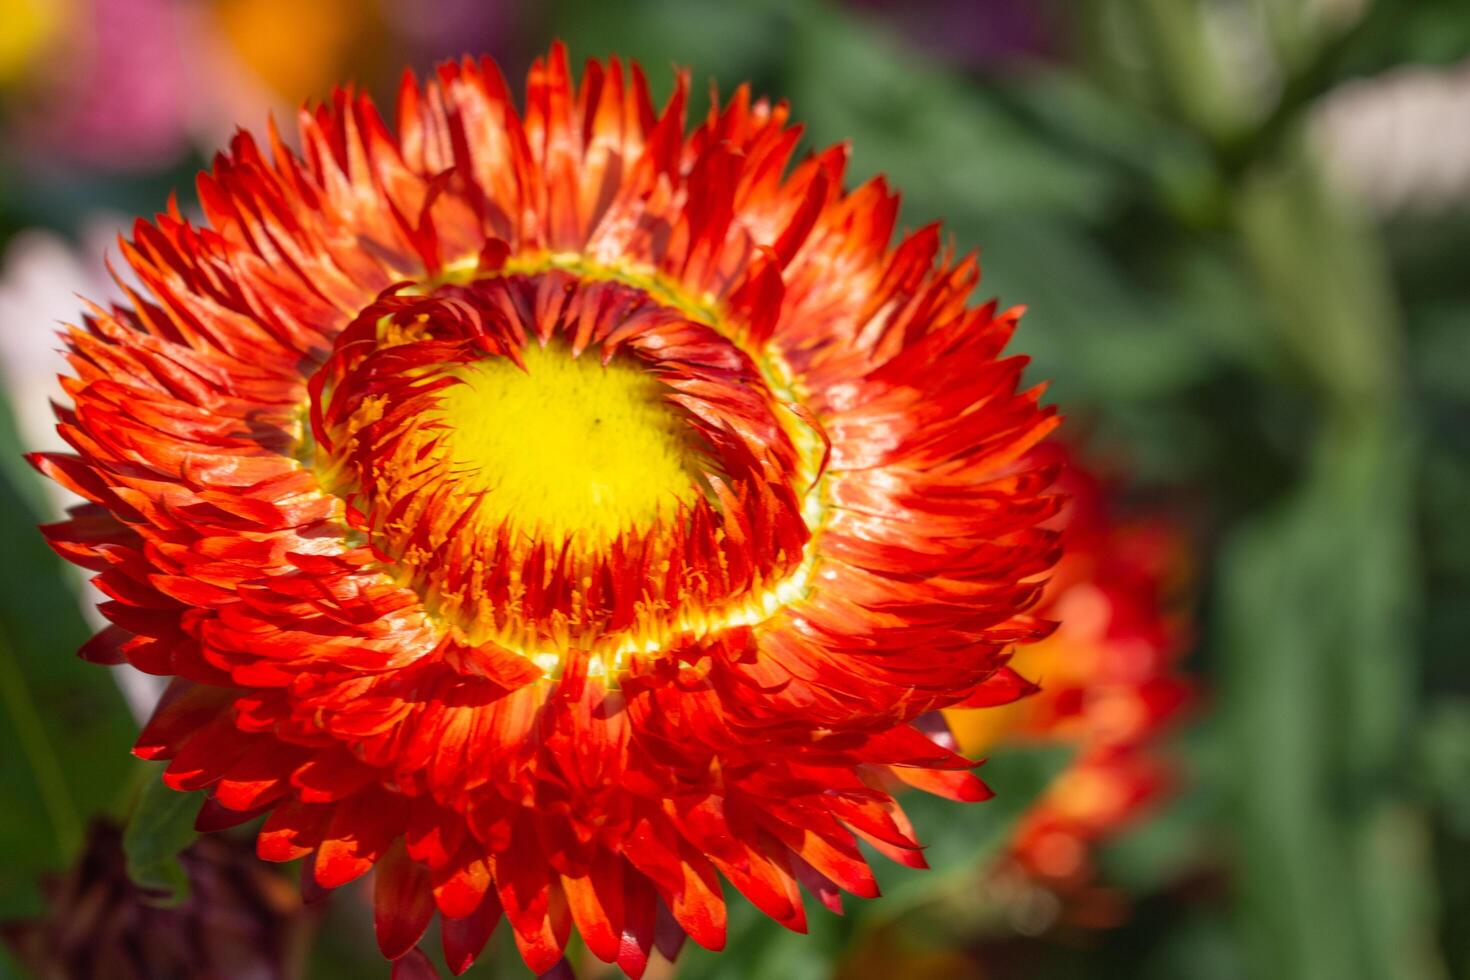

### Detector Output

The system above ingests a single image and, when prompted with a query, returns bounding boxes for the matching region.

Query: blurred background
[1,1,1467,978]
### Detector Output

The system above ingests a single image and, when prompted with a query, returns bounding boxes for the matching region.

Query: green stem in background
[1223,128,1442,980]
[1236,145,1401,409]
[1131,0,1254,142]
[1220,408,1439,980]
[0,624,82,860]
[1122,0,1407,177]
[1116,1,1442,976]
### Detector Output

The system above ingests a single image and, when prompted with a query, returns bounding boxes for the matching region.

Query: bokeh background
[1,1,1467,978]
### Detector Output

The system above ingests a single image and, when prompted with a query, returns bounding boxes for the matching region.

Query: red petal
[957,665,1041,708]
[391,947,439,980]
[790,852,843,915]
[726,248,784,346]
[560,852,623,966]
[492,828,570,974]
[375,840,437,959]
[78,625,129,665]
[315,791,404,888]
[615,864,656,980]
[654,900,688,962]
[432,852,491,919]
[195,796,268,832]
[301,859,331,905]
[163,719,254,791]
[441,889,503,976]
[889,766,995,802]
[213,740,301,811]
[257,799,333,862]
[291,749,379,803]
[625,816,726,951]
[134,683,232,761]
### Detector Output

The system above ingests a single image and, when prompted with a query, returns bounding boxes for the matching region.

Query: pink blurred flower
[20,0,194,170]
[845,0,1064,68]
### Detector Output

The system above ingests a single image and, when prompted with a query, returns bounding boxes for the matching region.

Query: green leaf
[122,767,202,908]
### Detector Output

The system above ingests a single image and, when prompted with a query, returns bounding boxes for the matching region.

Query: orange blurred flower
[948,442,1191,914]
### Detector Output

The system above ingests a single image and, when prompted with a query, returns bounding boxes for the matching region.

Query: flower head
[35,45,1060,976]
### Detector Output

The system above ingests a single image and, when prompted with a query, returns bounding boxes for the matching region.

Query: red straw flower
[34,44,1060,976]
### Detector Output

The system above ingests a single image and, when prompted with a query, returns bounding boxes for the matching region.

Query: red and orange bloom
[948,444,1191,914]
[34,45,1061,976]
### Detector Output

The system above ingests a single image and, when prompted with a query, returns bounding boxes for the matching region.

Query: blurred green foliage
[0,405,134,922]
[2,0,1467,978]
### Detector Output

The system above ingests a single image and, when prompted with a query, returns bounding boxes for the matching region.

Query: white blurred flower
[1315,58,1470,214]
[0,224,117,463]
[0,222,165,720]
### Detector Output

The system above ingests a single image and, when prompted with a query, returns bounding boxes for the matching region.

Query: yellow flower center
[436,342,711,551]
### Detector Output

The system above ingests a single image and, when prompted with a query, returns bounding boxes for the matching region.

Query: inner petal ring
[302,266,827,677]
